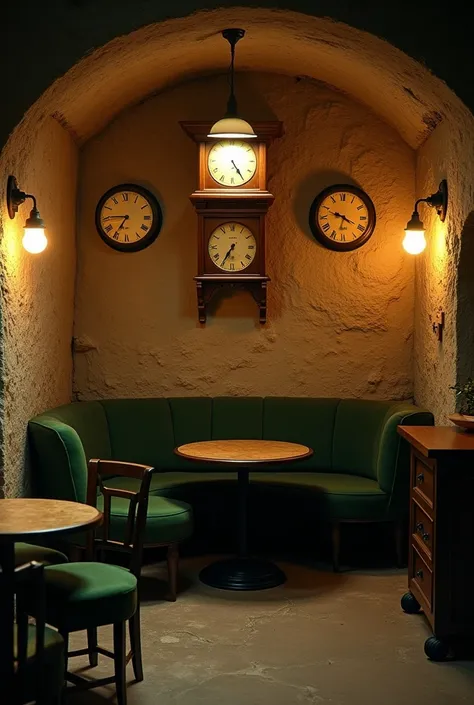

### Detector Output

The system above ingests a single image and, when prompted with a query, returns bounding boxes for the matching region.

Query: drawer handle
[416,569,424,579]
[416,473,425,484]
[416,522,430,543]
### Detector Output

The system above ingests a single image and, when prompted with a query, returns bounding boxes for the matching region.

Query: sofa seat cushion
[96,493,194,545]
[38,562,137,631]
[250,472,389,521]
[108,471,388,521]
[108,472,238,496]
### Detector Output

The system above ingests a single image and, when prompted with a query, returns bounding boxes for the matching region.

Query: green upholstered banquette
[28,397,432,527]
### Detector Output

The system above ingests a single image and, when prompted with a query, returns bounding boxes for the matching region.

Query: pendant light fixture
[208,28,256,139]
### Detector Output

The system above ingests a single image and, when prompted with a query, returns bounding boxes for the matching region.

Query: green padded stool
[25,460,157,705]
[14,542,68,567]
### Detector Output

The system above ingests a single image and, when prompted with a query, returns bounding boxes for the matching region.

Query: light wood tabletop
[175,439,313,464]
[0,498,102,541]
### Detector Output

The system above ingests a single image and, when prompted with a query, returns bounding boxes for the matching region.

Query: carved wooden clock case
[181,121,283,323]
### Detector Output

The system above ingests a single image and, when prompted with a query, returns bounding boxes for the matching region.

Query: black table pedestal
[199,469,286,590]
[199,556,286,590]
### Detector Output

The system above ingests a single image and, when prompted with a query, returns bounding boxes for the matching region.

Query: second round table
[174,439,313,590]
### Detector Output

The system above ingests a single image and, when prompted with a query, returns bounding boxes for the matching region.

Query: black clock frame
[309,183,376,252]
[95,183,163,253]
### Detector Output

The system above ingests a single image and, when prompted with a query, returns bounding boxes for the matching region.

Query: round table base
[199,557,286,591]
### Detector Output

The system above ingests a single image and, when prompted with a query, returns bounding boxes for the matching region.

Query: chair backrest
[86,458,154,577]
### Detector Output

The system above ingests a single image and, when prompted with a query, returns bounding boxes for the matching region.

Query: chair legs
[331,522,341,572]
[129,607,144,682]
[113,621,127,705]
[87,627,98,667]
[166,543,179,601]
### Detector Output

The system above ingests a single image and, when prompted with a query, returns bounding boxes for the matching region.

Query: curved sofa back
[28,397,433,503]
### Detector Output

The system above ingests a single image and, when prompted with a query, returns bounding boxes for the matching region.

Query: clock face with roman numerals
[309,184,376,251]
[207,140,257,187]
[95,183,163,252]
[208,222,257,272]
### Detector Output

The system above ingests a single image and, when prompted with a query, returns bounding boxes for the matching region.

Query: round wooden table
[0,499,102,684]
[174,440,313,591]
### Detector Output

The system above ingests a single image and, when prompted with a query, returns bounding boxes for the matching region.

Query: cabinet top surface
[398,425,474,456]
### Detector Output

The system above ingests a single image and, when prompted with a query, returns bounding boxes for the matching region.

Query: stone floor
[68,555,474,705]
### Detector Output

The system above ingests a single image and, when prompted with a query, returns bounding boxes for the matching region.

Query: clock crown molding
[180,120,283,144]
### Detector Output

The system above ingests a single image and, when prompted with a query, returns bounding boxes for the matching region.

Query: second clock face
[207,140,257,187]
[309,184,376,251]
[208,222,257,272]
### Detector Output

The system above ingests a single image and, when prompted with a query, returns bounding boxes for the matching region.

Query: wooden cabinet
[398,425,474,660]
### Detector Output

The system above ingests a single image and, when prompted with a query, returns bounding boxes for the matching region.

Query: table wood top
[398,425,474,457]
[0,499,102,541]
[175,439,313,465]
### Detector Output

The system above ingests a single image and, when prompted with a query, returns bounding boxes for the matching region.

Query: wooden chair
[11,560,65,705]
[24,460,154,705]
[87,459,193,602]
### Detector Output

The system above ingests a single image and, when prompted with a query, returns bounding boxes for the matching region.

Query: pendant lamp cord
[226,38,238,117]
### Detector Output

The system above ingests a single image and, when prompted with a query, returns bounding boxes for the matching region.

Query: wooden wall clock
[181,121,283,323]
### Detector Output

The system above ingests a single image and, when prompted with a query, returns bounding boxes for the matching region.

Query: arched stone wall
[1,7,473,494]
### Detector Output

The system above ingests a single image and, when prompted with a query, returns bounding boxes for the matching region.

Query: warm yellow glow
[403,229,426,255]
[23,227,47,254]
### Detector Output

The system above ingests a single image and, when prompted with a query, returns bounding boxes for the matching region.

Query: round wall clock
[207,221,257,272]
[207,140,257,187]
[309,184,376,251]
[95,183,162,252]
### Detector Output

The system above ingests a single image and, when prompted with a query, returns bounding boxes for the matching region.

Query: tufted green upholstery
[28,397,433,528]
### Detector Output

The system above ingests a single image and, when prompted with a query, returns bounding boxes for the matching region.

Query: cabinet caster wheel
[424,636,455,661]
[401,591,421,614]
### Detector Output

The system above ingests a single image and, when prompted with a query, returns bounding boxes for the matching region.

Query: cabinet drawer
[411,545,433,612]
[412,502,433,559]
[412,456,434,510]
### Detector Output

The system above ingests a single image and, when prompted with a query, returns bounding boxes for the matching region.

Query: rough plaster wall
[414,117,474,423]
[11,8,456,151]
[74,73,415,401]
[0,118,77,496]
[1,3,473,151]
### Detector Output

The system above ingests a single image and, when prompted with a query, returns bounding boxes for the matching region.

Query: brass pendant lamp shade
[208,28,256,139]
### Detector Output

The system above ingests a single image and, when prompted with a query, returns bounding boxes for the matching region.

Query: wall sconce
[6,175,47,253]
[208,29,256,139]
[403,180,448,255]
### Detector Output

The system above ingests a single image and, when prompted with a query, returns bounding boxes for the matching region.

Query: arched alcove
[1,8,474,495]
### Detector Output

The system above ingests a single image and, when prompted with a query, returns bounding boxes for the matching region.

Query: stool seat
[39,562,137,632]
[14,542,69,567]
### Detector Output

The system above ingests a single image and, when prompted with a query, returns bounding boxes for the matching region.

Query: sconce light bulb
[403,229,426,255]
[23,228,47,254]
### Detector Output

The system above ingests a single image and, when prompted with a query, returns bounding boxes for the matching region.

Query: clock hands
[103,215,129,220]
[326,209,355,225]
[230,160,244,180]
[221,243,236,267]
[113,215,129,238]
